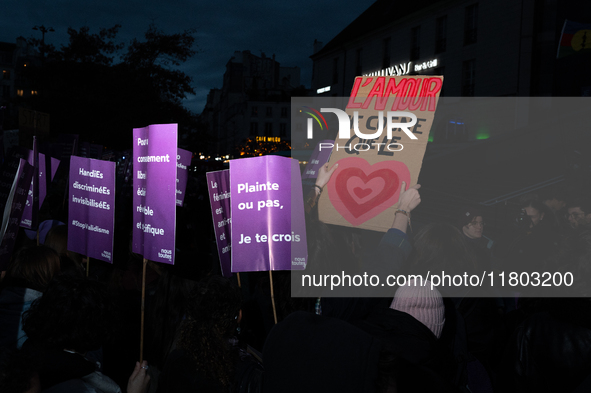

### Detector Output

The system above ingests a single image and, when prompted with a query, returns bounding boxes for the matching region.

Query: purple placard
[132,124,177,264]
[230,156,307,272]
[10,143,37,229]
[67,156,115,263]
[176,148,192,207]
[20,151,59,229]
[206,169,232,277]
[301,139,334,180]
[0,159,34,270]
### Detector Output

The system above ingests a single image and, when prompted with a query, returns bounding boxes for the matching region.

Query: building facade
[311,0,591,99]
[0,37,40,130]
[309,0,591,231]
[200,50,305,156]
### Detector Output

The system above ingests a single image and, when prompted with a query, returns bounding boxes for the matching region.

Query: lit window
[17,89,23,97]
[31,90,38,96]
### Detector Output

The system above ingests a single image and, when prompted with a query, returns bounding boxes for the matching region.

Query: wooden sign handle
[269,270,277,324]
[139,258,147,362]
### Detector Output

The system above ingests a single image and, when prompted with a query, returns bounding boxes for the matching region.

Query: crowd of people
[0,160,590,393]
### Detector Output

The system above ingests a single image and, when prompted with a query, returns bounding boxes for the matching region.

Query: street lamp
[32,25,54,58]
[32,25,54,43]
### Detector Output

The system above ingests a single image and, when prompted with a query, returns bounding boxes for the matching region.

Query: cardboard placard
[301,139,333,182]
[176,148,192,207]
[206,169,232,277]
[318,75,443,232]
[132,124,177,264]
[230,156,307,272]
[67,156,116,262]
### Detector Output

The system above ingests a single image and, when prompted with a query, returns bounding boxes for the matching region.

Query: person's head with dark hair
[43,224,67,256]
[456,206,485,240]
[3,246,60,293]
[44,225,83,267]
[264,311,382,393]
[566,197,591,230]
[519,193,553,229]
[178,275,241,388]
[410,222,476,276]
[22,275,115,354]
[540,188,567,212]
[58,255,84,277]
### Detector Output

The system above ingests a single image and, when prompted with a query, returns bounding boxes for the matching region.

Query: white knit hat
[390,279,445,338]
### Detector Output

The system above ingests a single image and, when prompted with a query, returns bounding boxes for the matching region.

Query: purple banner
[230,156,307,272]
[176,148,192,207]
[206,170,232,277]
[132,124,177,264]
[67,156,115,263]
[0,159,34,270]
[301,139,333,180]
[16,147,60,229]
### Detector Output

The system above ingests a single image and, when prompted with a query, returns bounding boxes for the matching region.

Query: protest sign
[19,137,39,230]
[67,156,115,263]
[132,124,177,264]
[301,139,333,183]
[176,148,192,207]
[12,146,60,230]
[230,155,307,272]
[0,159,34,269]
[318,75,443,232]
[206,169,232,277]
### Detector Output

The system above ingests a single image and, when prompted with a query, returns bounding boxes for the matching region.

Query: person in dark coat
[21,274,150,393]
[158,275,262,393]
[0,246,60,351]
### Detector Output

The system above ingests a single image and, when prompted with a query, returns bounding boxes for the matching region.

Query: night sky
[1,0,376,114]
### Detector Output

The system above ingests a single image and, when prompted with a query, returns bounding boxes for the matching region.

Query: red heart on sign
[327,157,411,226]
[353,187,373,199]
